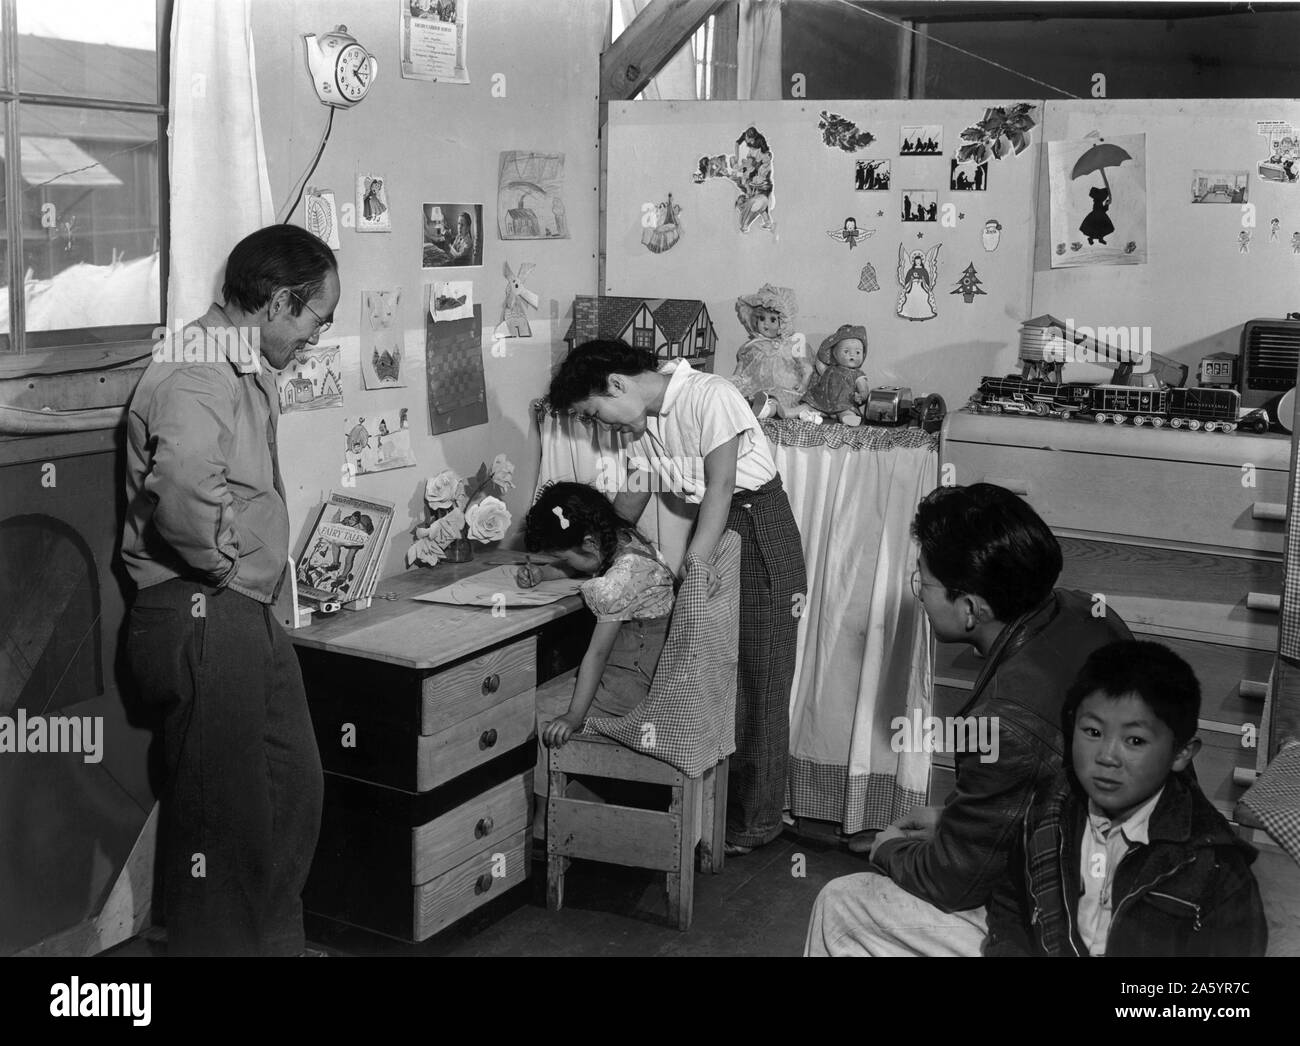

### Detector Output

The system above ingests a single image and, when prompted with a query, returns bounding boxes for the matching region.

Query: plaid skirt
[725,474,807,847]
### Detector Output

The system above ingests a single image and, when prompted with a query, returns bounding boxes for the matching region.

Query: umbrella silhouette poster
[1048,133,1147,268]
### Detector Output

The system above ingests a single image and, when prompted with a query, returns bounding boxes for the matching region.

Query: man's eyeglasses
[910,568,945,599]
[291,292,331,334]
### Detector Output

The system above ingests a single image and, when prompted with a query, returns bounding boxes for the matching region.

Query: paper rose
[425,469,467,512]
[490,453,516,491]
[465,496,510,542]
[410,454,516,568]
[406,534,445,568]
[428,506,465,546]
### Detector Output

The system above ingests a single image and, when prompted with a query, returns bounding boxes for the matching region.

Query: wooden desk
[291,551,589,941]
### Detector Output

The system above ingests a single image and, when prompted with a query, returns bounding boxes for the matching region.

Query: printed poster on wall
[400,0,469,84]
[1048,133,1147,268]
[426,302,487,434]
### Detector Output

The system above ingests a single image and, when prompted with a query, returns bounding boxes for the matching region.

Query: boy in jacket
[985,641,1267,956]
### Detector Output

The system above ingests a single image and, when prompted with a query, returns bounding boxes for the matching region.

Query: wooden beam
[910,21,928,99]
[600,0,729,105]
[847,1,1295,22]
[894,17,913,99]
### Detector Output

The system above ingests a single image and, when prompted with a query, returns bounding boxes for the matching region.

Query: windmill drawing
[499,262,539,338]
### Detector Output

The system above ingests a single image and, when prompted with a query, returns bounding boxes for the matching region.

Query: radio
[1239,317,1300,408]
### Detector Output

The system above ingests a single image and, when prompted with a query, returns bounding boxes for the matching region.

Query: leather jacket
[985,768,1267,956]
[872,589,1132,912]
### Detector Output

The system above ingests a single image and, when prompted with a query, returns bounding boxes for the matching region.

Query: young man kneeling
[805,483,1131,957]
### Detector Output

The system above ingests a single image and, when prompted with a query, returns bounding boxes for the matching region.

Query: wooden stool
[539,671,728,931]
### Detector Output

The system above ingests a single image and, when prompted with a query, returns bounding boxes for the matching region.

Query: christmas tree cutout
[951,262,987,303]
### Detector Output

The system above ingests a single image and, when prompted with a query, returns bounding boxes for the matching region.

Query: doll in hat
[731,284,818,420]
[804,324,870,426]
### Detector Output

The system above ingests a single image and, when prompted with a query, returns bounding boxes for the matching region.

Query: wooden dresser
[938,411,1292,831]
[290,552,588,941]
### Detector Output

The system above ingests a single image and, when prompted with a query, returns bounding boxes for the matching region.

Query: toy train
[968,375,1270,434]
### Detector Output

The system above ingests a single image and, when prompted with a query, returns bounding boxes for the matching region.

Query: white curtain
[738,0,783,100]
[167,0,275,325]
[778,440,937,833]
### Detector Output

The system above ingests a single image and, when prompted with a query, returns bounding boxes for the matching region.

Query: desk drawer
[422,635,536,733]
[417,688,536,791]
[413,828,530,941]
[945,440,1288,555]
[306,754,534,939]
[315,687,536,791]
[413,770,531,882]
[298,634,537,733]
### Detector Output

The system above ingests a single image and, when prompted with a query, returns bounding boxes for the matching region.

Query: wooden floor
[107,828,1300,957]
[306,830,852,957]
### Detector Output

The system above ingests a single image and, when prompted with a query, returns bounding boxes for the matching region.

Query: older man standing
[122,224,338,955]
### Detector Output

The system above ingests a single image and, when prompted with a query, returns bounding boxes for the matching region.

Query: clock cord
[278,106,336,225]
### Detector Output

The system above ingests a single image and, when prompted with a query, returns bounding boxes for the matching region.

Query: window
[0,0,167,358]
[632,327,654,351]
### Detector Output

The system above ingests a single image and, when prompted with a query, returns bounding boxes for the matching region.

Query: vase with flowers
[407,454,516,567]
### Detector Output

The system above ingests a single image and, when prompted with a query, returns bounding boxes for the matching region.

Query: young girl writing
[520,482,676,840]
[519,482,676,748]
[547,340,807,855]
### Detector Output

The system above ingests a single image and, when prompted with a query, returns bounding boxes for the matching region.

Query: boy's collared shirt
[628,359,776,502]
[1078,786,1164,955]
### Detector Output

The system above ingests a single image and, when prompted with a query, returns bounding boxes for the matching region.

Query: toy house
[564,295,717,372]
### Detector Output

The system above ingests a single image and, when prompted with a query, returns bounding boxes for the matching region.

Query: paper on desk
[413,564,583,607]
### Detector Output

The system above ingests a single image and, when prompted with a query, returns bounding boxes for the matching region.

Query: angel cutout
[828,217,874,250]
[896,243,941,322]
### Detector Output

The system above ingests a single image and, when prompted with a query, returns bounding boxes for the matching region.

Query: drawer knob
[475,873,494,895]
[479,728,499,749]
[475,816,494,839]
[1252,502,1287,522]
[1246,591,1281,614]
[1240,678,1269,701]
[482,673,501,695]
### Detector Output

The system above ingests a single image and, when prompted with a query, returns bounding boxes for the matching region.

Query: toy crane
[1019,314,1188,389]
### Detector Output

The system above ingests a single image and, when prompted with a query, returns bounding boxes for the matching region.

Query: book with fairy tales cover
[296,491,395,604]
